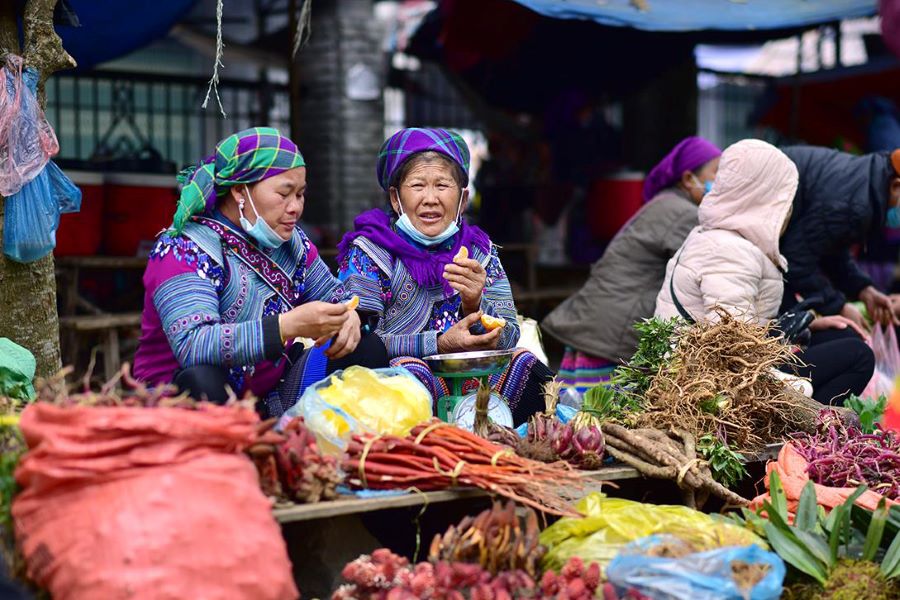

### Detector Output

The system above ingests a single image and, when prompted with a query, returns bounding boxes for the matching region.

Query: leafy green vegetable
[844,393,888,434]
[738,472,900,586]
[610,317,681,400]
[697,434,747,488]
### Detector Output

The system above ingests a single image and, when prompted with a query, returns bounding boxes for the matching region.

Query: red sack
[750,443,896,515]
[12,403,299,600]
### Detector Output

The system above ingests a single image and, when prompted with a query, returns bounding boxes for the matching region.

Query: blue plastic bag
[515,404,577,437]
[606,535,785,600]
[3,160,81,262]
[47,160,81,214]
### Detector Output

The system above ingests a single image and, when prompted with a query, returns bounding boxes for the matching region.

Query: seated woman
[655,139,874,405]
[337,128,553,425]
[134,127,388,417]
[542,137,721,394]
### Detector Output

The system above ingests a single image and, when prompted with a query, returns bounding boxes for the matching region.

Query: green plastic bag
[539,493,765,575]
[0,338,35,402]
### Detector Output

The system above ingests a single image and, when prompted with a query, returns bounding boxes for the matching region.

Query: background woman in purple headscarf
[337,128,554,425]
[543,136,721,395]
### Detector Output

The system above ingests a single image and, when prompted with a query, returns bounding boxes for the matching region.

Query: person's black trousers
[781,329,875,406]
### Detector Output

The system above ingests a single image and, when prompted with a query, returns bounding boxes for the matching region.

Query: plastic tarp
[507,0,877,32]
[56,0,198,71]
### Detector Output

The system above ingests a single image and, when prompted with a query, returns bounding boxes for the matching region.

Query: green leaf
[881,530,900,579]
[829,504,848,560]
[795,481,818,533]
[769,470,788,521]
[793,529,835,569]
[863,499,890,562]
[764,522,828,585]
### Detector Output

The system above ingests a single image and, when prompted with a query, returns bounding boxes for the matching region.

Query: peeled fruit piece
[454,246,469,262]
[481,314,507,331]
[345,296,359,311]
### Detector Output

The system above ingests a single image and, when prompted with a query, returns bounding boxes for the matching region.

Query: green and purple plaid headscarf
[376,128,470,190]
[171,127,305,233]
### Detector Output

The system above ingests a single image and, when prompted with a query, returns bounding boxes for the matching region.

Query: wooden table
[55,256,149,376]
[273,465,639,524]
[275,465,639,596]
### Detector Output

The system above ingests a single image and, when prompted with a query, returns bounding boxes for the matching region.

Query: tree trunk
[0,0,76,378]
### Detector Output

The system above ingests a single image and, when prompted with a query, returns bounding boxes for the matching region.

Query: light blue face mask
[239,185,288,250]
[887,205,900,229]
[690,174,714,196]
[394,190,463,246]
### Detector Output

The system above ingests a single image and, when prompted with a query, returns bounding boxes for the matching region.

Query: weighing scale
[423,349,515,429]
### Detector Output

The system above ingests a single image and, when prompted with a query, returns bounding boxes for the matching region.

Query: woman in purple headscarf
[337,128,553,425]
[543,136,721,394]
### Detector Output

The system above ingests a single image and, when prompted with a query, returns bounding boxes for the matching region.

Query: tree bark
[0,1,76,378]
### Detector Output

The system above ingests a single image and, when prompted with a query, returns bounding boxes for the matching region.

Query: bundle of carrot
[342,420,584,517]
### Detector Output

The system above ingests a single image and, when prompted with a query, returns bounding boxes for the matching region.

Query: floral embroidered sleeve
[296,234,347,304]
[337,245,392,314]
[470,245,520,350]
[338,245,440,358]
[147,235,283,369]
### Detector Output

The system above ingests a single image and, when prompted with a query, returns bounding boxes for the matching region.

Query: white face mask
[238,185,288,250]
[393,189,464,246]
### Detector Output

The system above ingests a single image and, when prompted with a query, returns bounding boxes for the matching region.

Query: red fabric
[750,443,897,514]
[13,403,298,600]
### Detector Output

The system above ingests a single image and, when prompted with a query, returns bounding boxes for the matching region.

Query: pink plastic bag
[861,324,900,401]
[0,54,59,197]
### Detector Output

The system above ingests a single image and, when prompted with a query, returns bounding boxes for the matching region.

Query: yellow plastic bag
[540,493,764,575]
[284,366,432,455]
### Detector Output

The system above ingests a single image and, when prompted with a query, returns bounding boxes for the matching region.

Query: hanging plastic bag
[3,167,58,262]
[46,160,81,214]
[3,159,80,262]
[280,366,433,455]
[0,55,58,197]
[539,493,765,576]
[606,535,785,600]
[861,324,900,401]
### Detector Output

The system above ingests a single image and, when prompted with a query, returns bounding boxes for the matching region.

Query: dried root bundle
[638,310,817,452]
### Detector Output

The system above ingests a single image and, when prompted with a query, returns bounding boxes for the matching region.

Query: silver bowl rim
[422,349,516,362]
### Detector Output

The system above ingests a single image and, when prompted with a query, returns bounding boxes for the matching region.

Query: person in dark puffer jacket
[779,147,900,327]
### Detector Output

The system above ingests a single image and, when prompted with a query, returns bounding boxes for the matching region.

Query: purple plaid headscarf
[339,128,489,293]
[376,127,471,190]
[642,136,722,202]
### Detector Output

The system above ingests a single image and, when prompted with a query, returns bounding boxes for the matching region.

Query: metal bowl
[423,349,514,375]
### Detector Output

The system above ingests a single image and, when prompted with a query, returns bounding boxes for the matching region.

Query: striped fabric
[338,239,519,359]
[172,127,306,233]
[557,348,617,394]
[376,128,470,190]
[338,234,546,416]
[135,214,347,396]
[392,349,539,415]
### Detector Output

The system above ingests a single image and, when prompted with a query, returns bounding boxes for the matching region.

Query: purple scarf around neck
[337,208,491,294]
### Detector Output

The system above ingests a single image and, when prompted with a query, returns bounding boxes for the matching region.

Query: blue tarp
[58,0,198,71]
[508,0,878,32]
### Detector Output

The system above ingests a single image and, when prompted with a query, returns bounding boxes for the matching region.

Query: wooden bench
[59,313,142,380]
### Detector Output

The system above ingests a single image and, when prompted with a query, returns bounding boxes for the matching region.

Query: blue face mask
[887,206,900,229]
[238,186,288,250]
[394,191,463,246]
[690,174,714,196]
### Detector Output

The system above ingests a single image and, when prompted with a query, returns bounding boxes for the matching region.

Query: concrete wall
[295,0,385,234]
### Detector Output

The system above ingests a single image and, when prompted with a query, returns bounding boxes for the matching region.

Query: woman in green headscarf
[134,127,388,417]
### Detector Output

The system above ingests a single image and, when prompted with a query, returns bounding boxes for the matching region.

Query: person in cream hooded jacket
[656,139,874,405]
[655,139,795,323]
